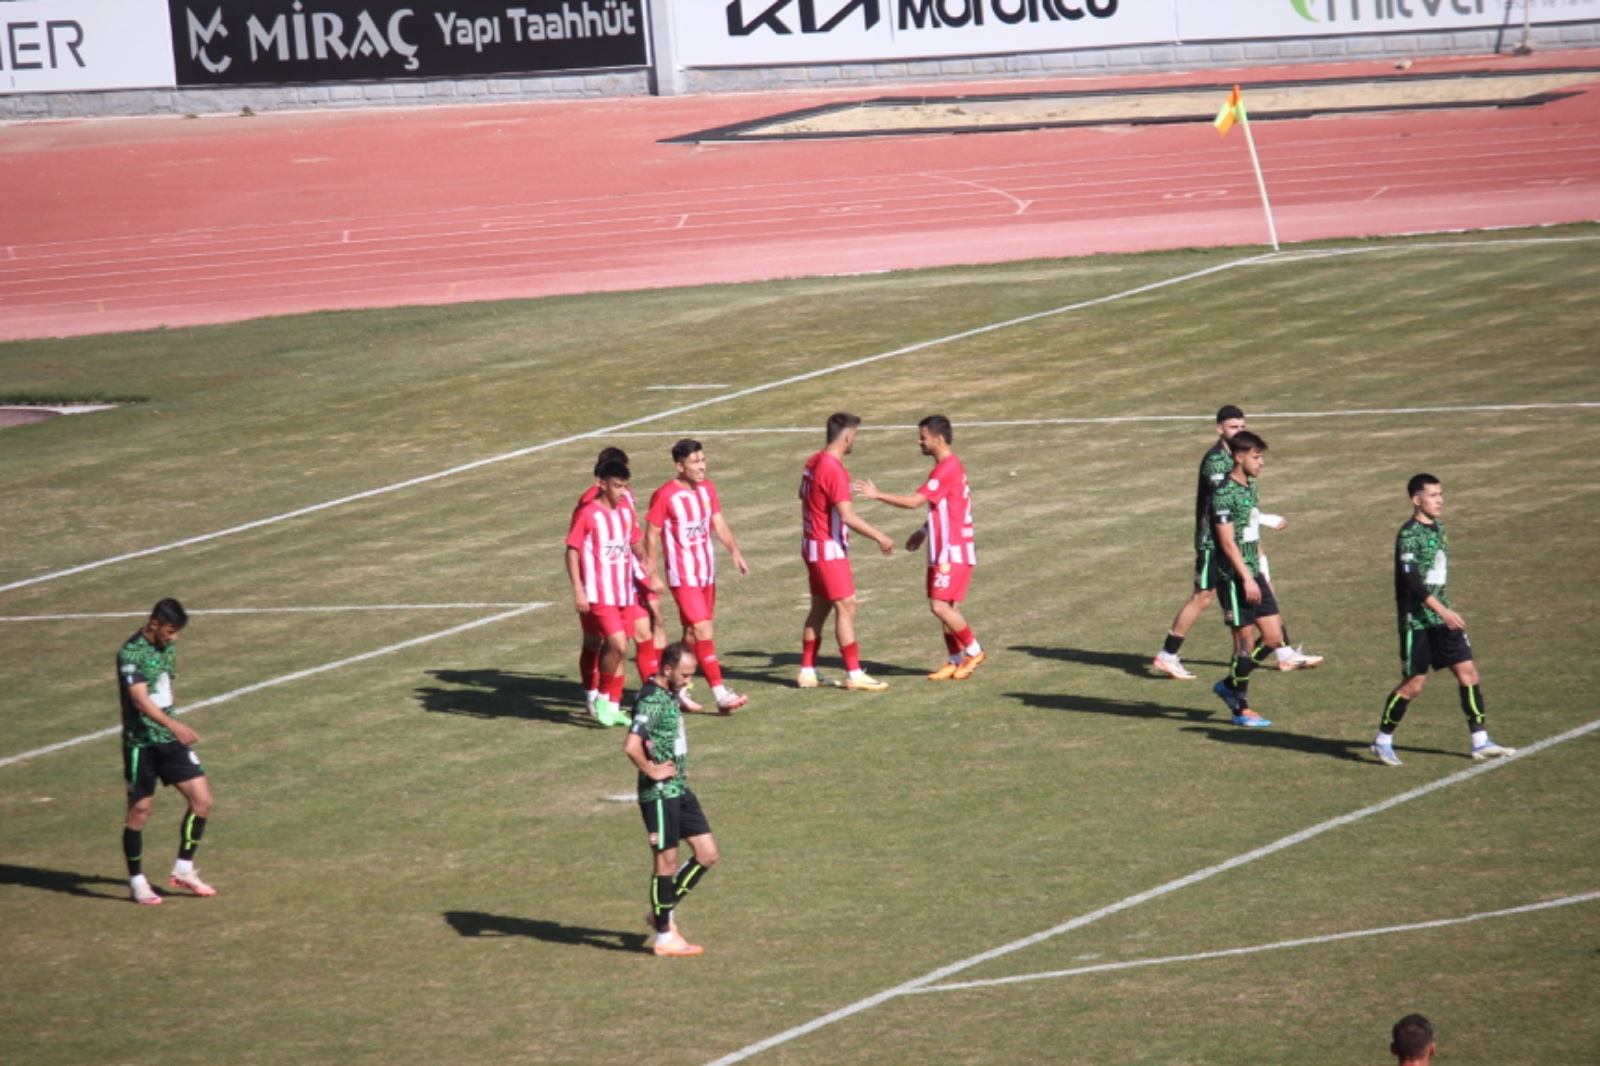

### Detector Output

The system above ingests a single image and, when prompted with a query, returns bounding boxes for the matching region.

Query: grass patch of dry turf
[2,228,1598,1065]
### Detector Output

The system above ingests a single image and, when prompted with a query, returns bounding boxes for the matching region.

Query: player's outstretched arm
[837,500,894,555]
[853,478,927,511]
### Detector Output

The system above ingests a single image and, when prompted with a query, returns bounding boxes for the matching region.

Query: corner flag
[1211,84,1280,251]
[1214,85,1244,138]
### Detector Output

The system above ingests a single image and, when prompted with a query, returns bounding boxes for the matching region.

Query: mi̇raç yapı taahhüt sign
[170,0,646,85]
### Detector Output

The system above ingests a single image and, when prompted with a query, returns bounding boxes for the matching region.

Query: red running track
[2,51,1598,341]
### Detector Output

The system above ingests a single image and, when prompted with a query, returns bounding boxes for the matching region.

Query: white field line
[0,603,540,622]
[0,603,548,770]
[606,401,1600,438]
[0,252,1273,597]
[910,891,1600,995]
[702,716,1600,1066]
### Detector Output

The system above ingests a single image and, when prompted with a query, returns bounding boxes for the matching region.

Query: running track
[2,51,1598,341]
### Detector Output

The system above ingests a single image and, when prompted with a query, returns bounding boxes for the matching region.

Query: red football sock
[603,671,626,705]
[955,627,976,653]
[580,647,600,690]
[698,639,724,687]
[943,631,962,656]
[841,642,862,673]
[636,643,661,685]
[801,637,819,669]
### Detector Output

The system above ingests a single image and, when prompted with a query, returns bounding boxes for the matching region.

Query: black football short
[1194,549,1223,592]
[1400,625,1473,678]
[1219,574,1280,629]
[124,741,205,801]
[640,789,711,852]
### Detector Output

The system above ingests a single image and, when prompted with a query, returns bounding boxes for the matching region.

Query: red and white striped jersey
[566,500,640,607]
[647,479,722,589]
[918,454,977,567]
[574,484,648,586]
[799,450,851,562]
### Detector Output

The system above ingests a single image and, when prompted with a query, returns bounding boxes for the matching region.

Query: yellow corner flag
[1214,85,1244,138]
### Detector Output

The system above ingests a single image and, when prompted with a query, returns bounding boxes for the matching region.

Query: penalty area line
[606,401,1600,439]
[703,715,1600,1065]
[0,603,542,623]
[0,603,548,771]
[909,891,1600,995]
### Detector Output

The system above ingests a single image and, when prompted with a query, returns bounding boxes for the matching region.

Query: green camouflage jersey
[1395,517,1451,632]
[1195,440,1235,552]
[118,632,178,748]
[629,681,688,803]
[1210,475,1262,579]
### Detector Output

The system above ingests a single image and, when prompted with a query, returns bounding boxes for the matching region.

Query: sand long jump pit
[665,68,1600,143]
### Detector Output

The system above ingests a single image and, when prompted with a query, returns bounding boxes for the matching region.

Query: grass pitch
[2,228,1598,1065]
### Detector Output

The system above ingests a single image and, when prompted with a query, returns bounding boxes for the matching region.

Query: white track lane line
[606,401,1600,438]
[0,603,548,770]
[0,252,1272,596]
[702,716,1600,1065]
[910,892,1600,995]
[0,603,540,622]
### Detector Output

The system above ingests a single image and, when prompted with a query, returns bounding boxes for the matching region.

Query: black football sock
[652,876,678,934]
[179,813,207,862]
[1380,691,1410,736]
[1162,633,1184,657]
[1459,684,1486,730]
[123,827,143,878]
[673,860,709,904]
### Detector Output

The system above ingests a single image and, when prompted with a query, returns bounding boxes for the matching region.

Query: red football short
[806,558,856,602]
[581,604,630,638]
[671,583,717,626]
[926,562,973,603]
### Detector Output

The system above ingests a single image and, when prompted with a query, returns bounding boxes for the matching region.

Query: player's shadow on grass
[416,670,598,728]
[443,911,649,953]
[0,863,127,901]
[1006,691,1214,723]
[721,649,926,682]
[1010,644,1227,678]
[1180,726,1461,763]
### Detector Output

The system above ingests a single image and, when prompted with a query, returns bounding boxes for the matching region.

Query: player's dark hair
[150,598,188,629]
[1216,405,1245,423]
[596,458,630,482]
[1407,473,1440,498]
[594,447,628,477]
[826,412,861,443]
[671,439,703,464]
[918,415,953,444]
[1391,1015,1433,1059]
[1228,430,1267,454]
[660,641,694,671]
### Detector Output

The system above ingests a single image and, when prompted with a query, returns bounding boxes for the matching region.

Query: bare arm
[836,499,894,556]
[710,513,749,575]
[127,681,198,746]
[1213,520,1261,604]
[623,730,677,782]
[566,546,590,614]
[853,478,928,512]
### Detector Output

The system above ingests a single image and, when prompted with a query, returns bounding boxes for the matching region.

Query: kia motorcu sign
[170,0,647,85]
[2,0,175,93]
[1175,0,1600,40]
[675,0,1180,66]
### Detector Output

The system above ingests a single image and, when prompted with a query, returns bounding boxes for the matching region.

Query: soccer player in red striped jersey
[646,439,751,713]
[573,448,664,715]
[567,456,644,727]
[856,415,985,680]
[798,413,896,691]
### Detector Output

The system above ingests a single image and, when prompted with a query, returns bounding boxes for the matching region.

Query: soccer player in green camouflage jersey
[1208,431,1305,728]
[1370,475,1516,767]
[117,598,217,905]
[623,641,719,957]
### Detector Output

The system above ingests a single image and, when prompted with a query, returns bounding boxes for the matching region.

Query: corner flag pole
[1215,85,1280,252]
